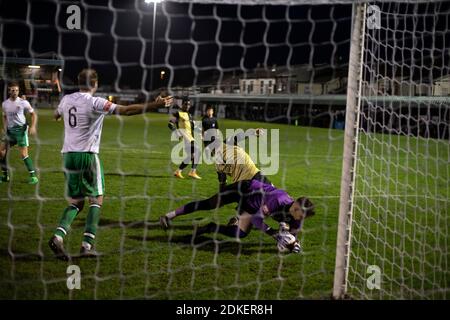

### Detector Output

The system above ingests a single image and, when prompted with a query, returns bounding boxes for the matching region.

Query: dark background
[0,0,448,96]
[0,0,353,90]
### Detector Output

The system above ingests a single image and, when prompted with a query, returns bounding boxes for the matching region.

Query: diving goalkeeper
[159,178,315,253]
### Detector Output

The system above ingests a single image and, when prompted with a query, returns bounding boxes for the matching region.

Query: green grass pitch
[0,109,447,299]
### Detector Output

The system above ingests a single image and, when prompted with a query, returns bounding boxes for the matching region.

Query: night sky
[0,0,448,91]
[0,0,352,91]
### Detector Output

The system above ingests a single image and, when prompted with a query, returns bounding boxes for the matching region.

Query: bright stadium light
[28,65,41,69]
[146,0,164,89]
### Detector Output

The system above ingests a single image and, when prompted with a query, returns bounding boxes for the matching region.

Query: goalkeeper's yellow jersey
[215,144,259,183]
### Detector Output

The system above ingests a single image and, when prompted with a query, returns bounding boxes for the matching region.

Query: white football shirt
[56,92,117,154]
[2,97,34,128]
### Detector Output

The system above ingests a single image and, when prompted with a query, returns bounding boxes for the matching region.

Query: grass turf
[0,109,447,299]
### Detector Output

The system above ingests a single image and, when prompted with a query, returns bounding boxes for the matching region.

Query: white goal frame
[332,2,366,299]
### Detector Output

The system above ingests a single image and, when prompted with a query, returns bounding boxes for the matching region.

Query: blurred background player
[160,178,315,253]
[0,82,38,184]
[48,68,172,260]
[201,105,219,148]
[168,96,202,179]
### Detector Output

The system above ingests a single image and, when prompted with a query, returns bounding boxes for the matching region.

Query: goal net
[0,0,448,301]
[334,1,449,299]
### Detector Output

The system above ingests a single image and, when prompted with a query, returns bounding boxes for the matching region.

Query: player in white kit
[48,68,172,260]
[0,82,38,184]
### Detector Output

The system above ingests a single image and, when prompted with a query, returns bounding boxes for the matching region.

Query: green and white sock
[22,156,36,177]
[83,204,101,246]
[54,205,80,239]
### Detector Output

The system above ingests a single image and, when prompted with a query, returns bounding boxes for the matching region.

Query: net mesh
[0,0,448,300]
[348,1,449,299]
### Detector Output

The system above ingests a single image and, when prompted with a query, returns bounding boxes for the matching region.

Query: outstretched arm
[54,109,61,121]
[29,112,38,136]
[250,210,277,238]
[250,210,301,250]
[114,97,172,116]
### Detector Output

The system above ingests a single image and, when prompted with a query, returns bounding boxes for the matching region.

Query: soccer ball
[276,232,297,253]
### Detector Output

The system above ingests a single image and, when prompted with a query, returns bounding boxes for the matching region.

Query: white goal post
[186,0,449,300]
[333,1,449,299]
[333,2,367,299]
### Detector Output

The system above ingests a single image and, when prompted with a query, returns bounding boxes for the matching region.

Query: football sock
[173,206,185,216]
[83,204,101,246]
[174,195,222,216]
[55,205,80,239]
[178,162,188,170]
[22,156,36,176]
[166,211,176,219]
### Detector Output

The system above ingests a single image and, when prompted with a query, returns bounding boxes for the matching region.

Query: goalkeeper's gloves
[273,231,291,243]
[273,231,302,254]
[291,241,302,254]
